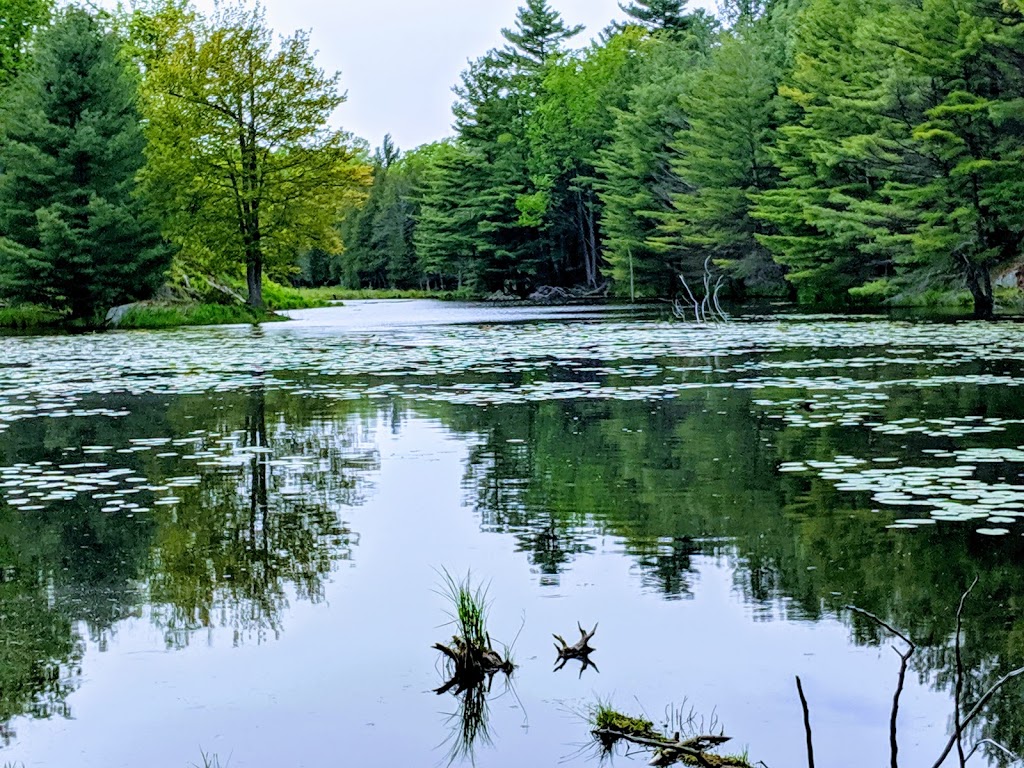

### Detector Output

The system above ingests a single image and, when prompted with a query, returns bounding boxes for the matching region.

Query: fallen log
[434,635,514,696]
[592,727,748,768]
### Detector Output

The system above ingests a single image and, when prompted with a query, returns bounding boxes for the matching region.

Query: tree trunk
[972,290,994,320]
[246,255,263,309]
[967,264,994,320]
[585,192,600,289]
[576,192,596,288]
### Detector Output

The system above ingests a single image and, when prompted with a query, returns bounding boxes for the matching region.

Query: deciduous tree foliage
[0,0,53,85]
[142,1,365,308]
[0,8,170,319]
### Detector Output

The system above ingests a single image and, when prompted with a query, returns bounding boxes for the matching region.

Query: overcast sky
[107,0,718,151]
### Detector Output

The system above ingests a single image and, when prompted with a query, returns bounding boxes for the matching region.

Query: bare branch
[845,606,915,768]
[795,676,815,768]
[932,667,1024,768]
[955,577,980,768]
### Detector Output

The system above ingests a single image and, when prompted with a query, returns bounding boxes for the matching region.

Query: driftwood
[553,622,598,675]
[673,257,729,324]
[433,635,513,696]
[529,283,610,304]
[593,727,747,767]
[787,586,1024,768]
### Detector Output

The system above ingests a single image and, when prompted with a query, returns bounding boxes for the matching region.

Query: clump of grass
[259,280,333,310]
[433,569,515,697]
[115,302,281,329]
[0,304,66,329]
[439,568,491,652]
[191,751,225,768]
[592,702,657,739]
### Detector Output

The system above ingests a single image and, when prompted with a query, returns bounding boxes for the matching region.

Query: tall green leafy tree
[441,0,583,293]
[0,0,53,85]
[142,1,366,308]
[595,35,707,296]
[658,5,790,296]
[528,27,647,288]
[753,0,902,303]
[0,8,170,319]
[337,135,423,289]
[413,141,487,290]
[876,0,1024,318]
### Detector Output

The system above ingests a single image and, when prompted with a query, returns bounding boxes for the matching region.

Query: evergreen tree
[617,0,719,44]
[595,37,706,296]
[658,9,790,296]
[0,8,170,319]
[618,0,692,33]
[337,136,424,289]
[444,1,585,294]
[499,0,583,72]
[414,141,487,290]
[529,28,647,288]
[875,0,1024,318]
[753,0,900,303]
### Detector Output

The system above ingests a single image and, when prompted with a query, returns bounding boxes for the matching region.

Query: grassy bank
[115,302,281,329]
[0,304,67,330]
[290,286,478,301]
[257,279,335,310]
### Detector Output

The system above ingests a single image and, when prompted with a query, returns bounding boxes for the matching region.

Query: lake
[0,300,1022,768]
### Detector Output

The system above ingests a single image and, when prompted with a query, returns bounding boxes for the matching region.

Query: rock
[105,303,140,327]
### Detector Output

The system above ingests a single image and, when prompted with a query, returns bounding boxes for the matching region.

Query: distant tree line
[0,0,365,320]
[3,0,1024,320]
[333,0,1024,318]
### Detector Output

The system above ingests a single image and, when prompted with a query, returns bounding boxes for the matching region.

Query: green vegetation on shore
[0,305,66,330]
[330,0,1024,319]
[2,0,1024,326]
[113,303,278,330]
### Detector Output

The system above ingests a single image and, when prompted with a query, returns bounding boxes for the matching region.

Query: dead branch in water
[674,258,729,324]
[795,676,815,768]
[553,622,598,676]
[845,605,915,768]
[844,580,1024,768]
[591,703,751,767]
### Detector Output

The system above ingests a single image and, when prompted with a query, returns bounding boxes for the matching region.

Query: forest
[340,0,1024,319]
[1,0,1024,322]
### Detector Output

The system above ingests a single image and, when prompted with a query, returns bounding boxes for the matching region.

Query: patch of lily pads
[779,450,1024,535]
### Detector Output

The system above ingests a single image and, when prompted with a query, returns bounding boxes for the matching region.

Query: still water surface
[1,301,1023,767]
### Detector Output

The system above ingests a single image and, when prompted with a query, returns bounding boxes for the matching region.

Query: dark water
[0,300,1022,767]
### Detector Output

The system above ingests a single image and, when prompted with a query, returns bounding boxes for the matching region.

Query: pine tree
[529,28,647,288]
[414,141,487,290]
[0,8,170,320]
[870,0,1024,318]
[617,0,719,44]
[445,1,586,294]
[595,37,705,296]
[618,0,692,33]
[499,0,583,72]
[752,0,901,303]
[657,10,790,296]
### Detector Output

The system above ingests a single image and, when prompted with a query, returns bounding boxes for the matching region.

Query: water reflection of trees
[0,388,379,732]
[430,387,1024,757]
[149,385,375,647]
